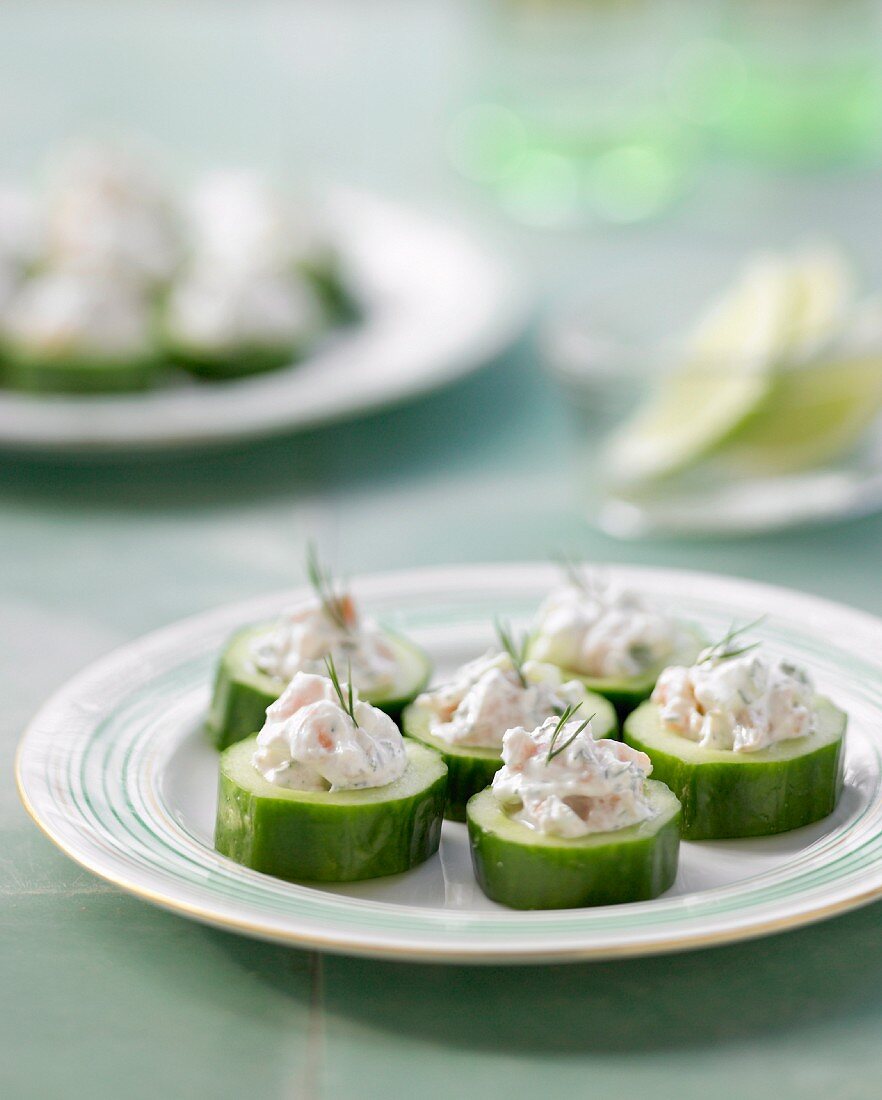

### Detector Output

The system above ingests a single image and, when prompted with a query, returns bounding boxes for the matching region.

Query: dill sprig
[556,553,605,599]
[495,618,529,688]
[306,542,350,632]
[324,653,359,728]
[558,551,589,592]
[699,617,766,666]
[545,702,595,764]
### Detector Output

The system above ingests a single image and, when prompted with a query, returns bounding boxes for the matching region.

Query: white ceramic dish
[16,563,882,963]
[0,191,524,453]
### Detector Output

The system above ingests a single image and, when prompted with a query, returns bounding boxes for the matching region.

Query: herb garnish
[324,653,359,728]
[495,618,529,688]
[559,552,588,592]
[556,553,606,600]
[545,702,595,764]
[307,541,350,631]
[699,617,766,666]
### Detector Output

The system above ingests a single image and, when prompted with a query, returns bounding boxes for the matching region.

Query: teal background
[4,2,882,1098]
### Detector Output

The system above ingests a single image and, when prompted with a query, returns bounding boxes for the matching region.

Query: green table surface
[4,3,882,1098]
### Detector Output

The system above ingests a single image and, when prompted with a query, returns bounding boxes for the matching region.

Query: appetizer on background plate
[0,144,356,392]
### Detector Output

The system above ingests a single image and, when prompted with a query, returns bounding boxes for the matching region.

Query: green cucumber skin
[467,784,680,910]
[2,352,158,394]
[624,701,846,840]
[215,738,447,882]
[298,257,362,326]
[206,662,276,752]
[432,753,499,823]
[402,691,618,822]
[206,623,432,750]
[167,343,304,381]
[401,714,500,823]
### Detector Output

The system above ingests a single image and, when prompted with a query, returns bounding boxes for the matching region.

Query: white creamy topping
[532,583,690,679]
[165,265,318,351]
[252,597,398,696]
[45,145,178,285]
[252,671,406,791]
[4,271,152,359]
[652,648,815,753]
[416,651,587,749]
[185,170,326,274]
[493,716,655,838]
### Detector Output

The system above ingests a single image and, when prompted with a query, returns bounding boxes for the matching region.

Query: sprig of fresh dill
[306,541,350,631]
[495,618,529,688]
[556,552,606,599]
[699,617,766,666]
[324,653,359,727]
[545,702,594,764]
[557,551,589,593]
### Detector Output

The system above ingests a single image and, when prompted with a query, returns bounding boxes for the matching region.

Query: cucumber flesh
[206,622,432,750]
[215,737,447,882]
[624,697,846,839]
[402,687,618,822]
[467,781,680,910]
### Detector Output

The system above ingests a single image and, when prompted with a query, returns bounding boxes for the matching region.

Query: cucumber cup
[624,697,846,840]
[207,622,432,750]
[216,737,447,882]
[467,781,681,909]
[402,687,618,822]
[298,252,361,325]
[2,345,159,393]
[166,341,304,381]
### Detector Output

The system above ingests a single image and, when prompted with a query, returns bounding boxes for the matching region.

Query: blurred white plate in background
[0,190,525,453]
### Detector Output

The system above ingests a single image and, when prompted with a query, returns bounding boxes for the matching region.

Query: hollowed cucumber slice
[206,622,432,750]
[402,687,618,822]
[623,697,846,839]
[215,737,447,882]
[167,342,305,381]
[2,349,159,393]
[467,781,681,910]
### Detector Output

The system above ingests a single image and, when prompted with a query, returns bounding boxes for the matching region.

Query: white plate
[0,192,524,453]
[16,564,882,963]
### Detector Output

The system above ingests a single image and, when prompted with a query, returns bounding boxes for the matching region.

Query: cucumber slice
[623,697,846,839]
[467,781,680,910]
[216,737,447,882]
[402,688,618,822]
[206,622,432,750]
[2,348,158,393]
[166,342,305,381]
[297,255,361,325]
[571,669,659,723]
